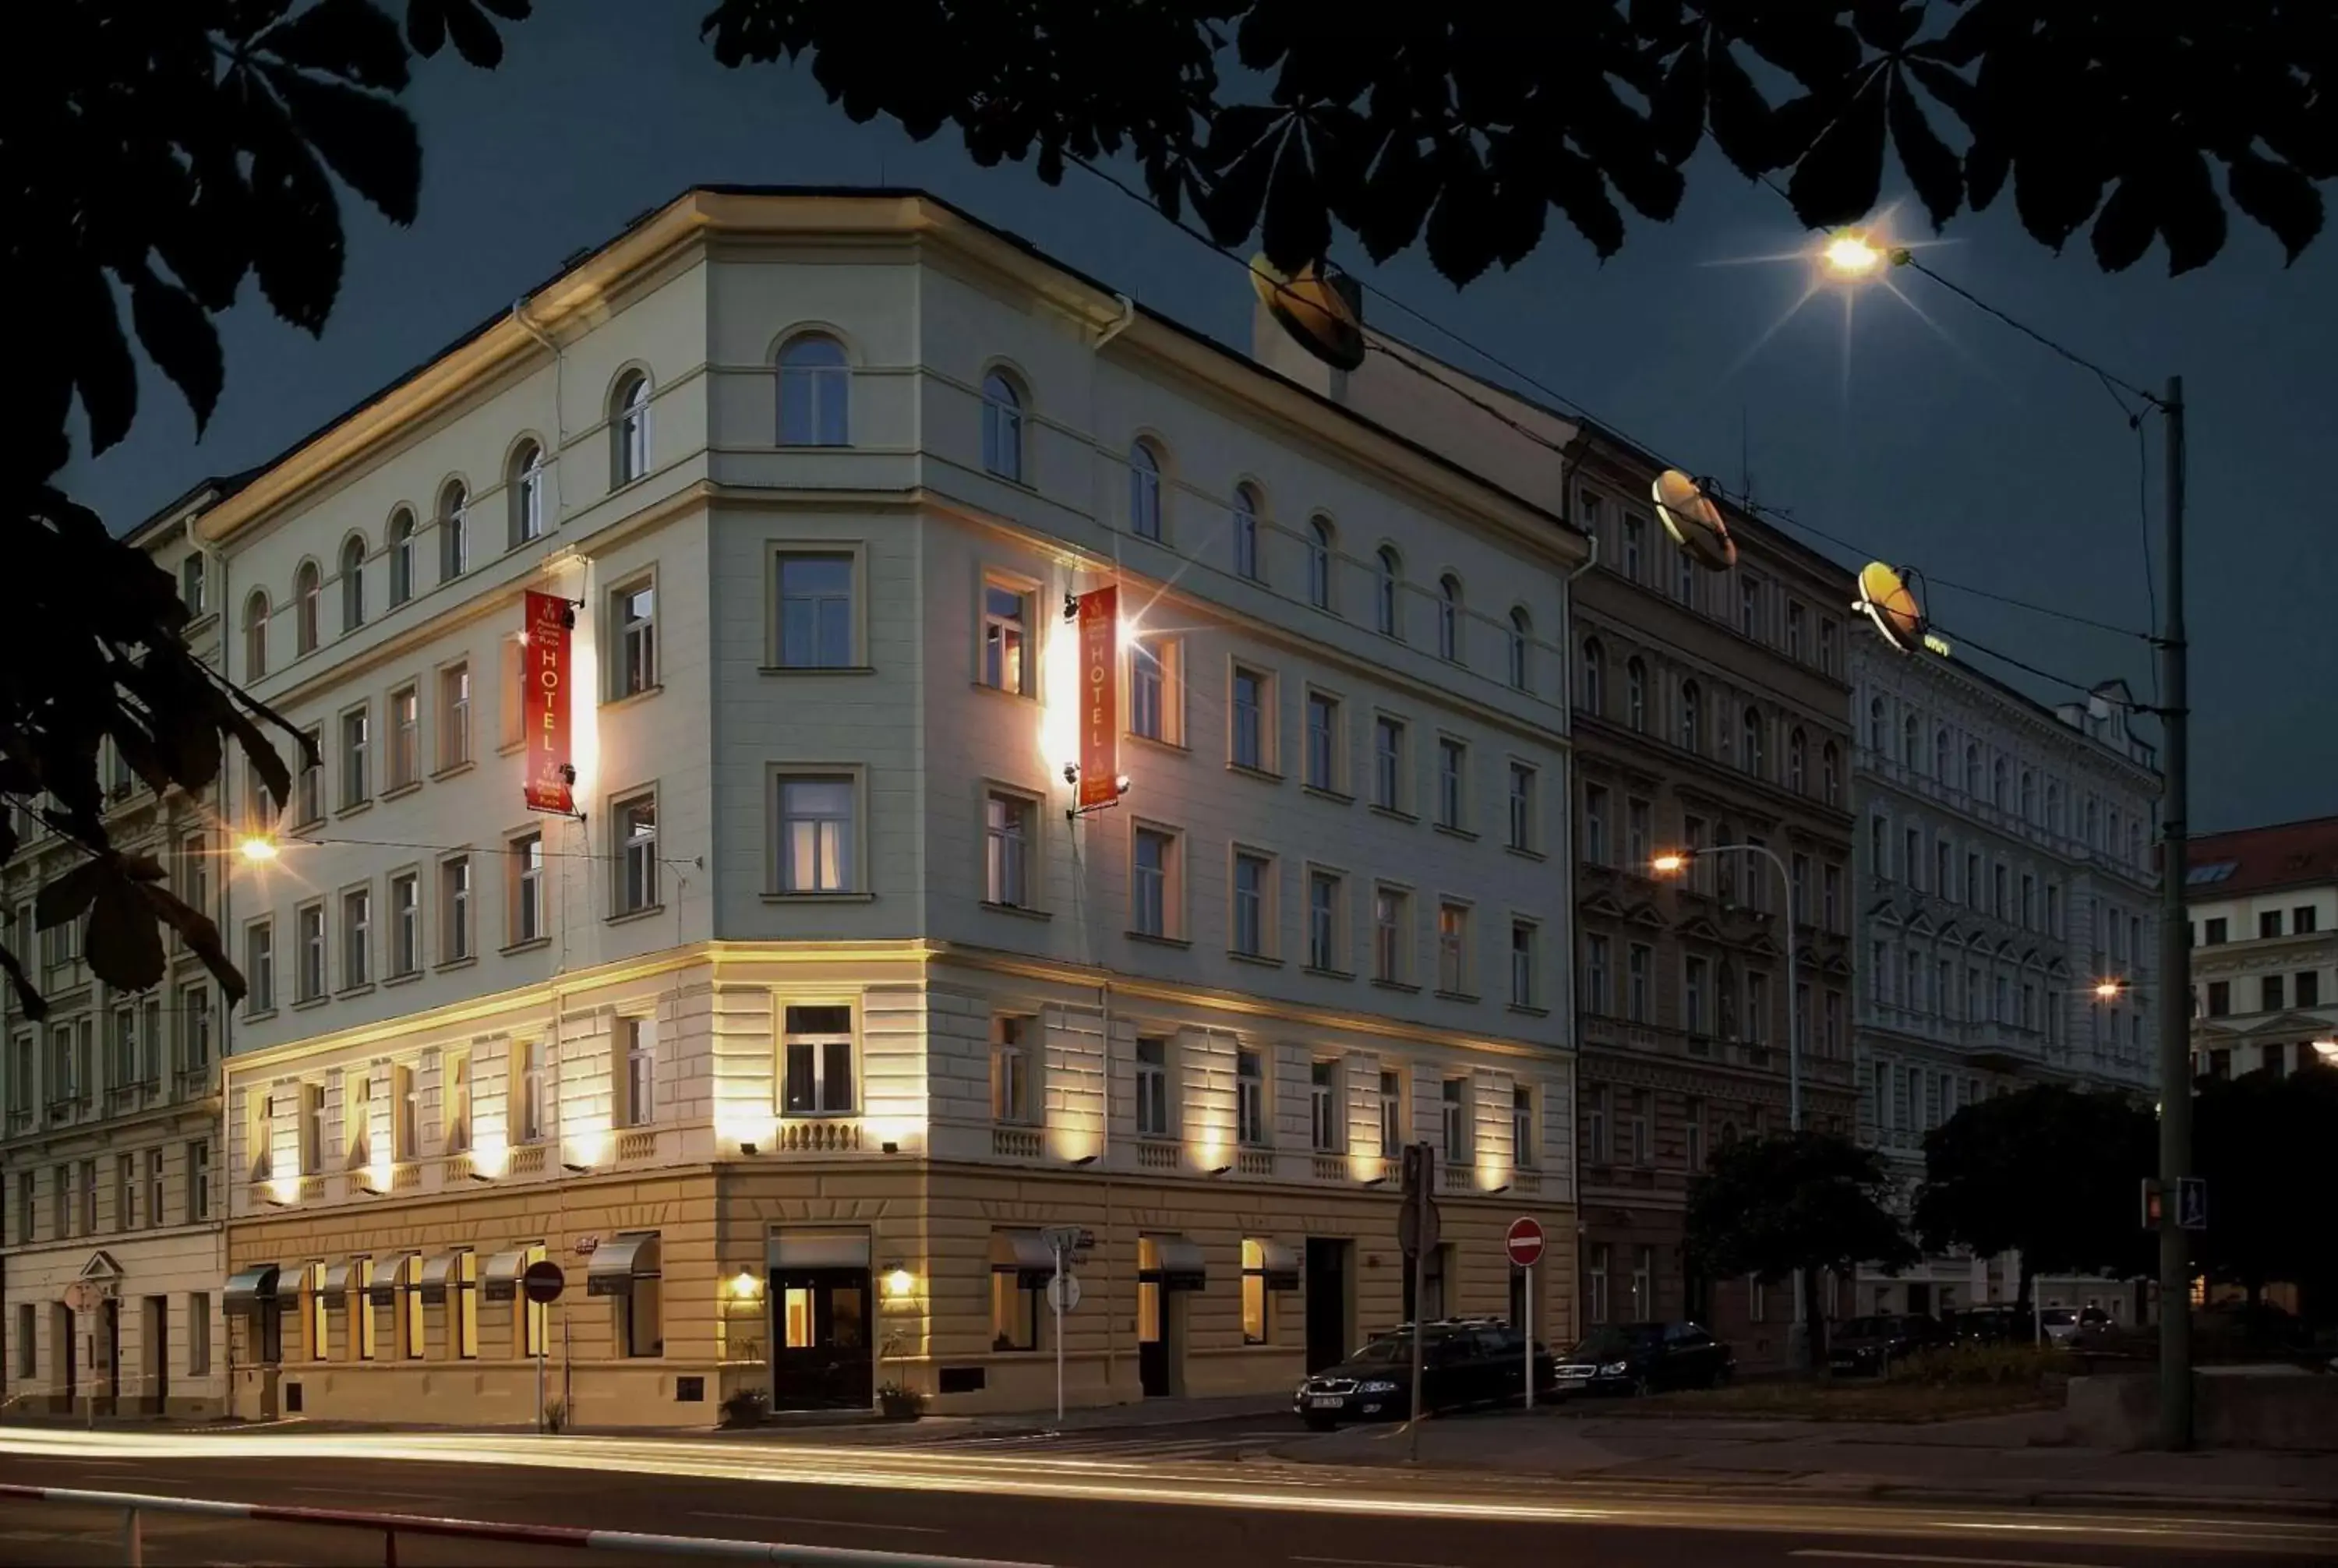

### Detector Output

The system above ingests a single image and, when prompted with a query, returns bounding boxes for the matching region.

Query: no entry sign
[1506,1217,1545,1269]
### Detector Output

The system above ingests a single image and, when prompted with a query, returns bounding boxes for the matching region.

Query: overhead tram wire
[1062,151,2155,648]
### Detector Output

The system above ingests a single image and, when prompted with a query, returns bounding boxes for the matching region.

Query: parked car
[1551,1321,1734,1397]
[2040,1306,2111,1347]
[1949,1304,2035,1345]
[1828,1313,1951,1377]
[1293,1319,1552,1429]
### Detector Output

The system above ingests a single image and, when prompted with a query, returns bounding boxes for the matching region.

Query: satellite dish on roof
[1652,470,1737,570]
[1854,561,1930,654]
[1249,253,1365,372]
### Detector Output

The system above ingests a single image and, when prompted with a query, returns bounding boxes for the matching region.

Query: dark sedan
[1294,1320,1551,1429]
[1552,1321,1734,1396]
[1828,1313,1951,1377]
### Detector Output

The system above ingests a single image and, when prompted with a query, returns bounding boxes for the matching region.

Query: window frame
[1128,820,1184,941]
[777,332,852,447]
[768,767,864,898]
[983,784,1041,912]
[609,574,658,701]
[766,542,867,671]
[610,791,659,916]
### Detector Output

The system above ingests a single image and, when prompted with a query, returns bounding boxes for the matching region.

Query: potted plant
[877,1380,927,1421]
[719,1387,771,1429]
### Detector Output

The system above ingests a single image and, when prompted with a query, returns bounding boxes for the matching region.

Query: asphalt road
[0,1427,2326,1568]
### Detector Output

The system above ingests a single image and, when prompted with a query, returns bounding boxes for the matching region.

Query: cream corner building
[180,189,1584,1425]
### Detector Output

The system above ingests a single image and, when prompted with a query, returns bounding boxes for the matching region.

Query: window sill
[381,780,424,803]
[606,904,667,928]
[383,967,423,987]
[1301,784,1353,806]
[431,759,476,783]
[334,982,376,1001]
[1370,977,1422,996]
[1228,949,1282,969]
[1504,844,1546,863]
[497,740,526,759]
[761,890,875,905]
[434,954,479,974]
[602,683,663,714]
[758,663,876,677]
[1227,761,1283,784]
[335,800,373,819]
[1125,732,1188,758]
[291,996,329,1013]
[1302,965,1355,982]
[971,680,1037,704]
[293,814,327,835]
[1432,823,1479,843]
[1507,1002,1552,1019]
[1433,989,1480,1005]
[1369,805,1418,826]
[980,901,1051,922]
[500,937,552,957]
[243,1008,278,1025]
[1125,930,1192,950]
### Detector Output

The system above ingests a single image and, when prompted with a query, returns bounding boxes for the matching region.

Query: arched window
[1823,742,1842,806]
[438,481,469,581]
[1742,706,1766,777]
[1868,697,1888,754]
[292,562,320,656]
[1789,728,1808,793]
[1992,757,2009,810]
[1375,546,1401,637]
[1128,440,1163,541]
[1580,638,1605,716]
[1625,657,1647,731]
[981,370,1023,482]
[508,440,546,548]
[2021,769,2037,821]
[339,536,366,633]
[2128,819,2143,865]
[1307,516,1333,609]
[1964,742,1982,797]
[243,591,270,680]
[1718,959,1740,1039]
[1934,726,1951,780]
[1902,711,1920,768]
[778,334,849,446]
[2047,781,2063,835]
[387,509,417,607]
[610,372,651,486]
[1679,680,1701,750]
[1232,483,1262,582]
[1437,575,1463,662]
[1506,607,1531,690]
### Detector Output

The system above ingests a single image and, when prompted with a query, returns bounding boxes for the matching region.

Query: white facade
[175,189,1585,1421]
[2186,818,2338,1080]
[1850,645,2162,1317]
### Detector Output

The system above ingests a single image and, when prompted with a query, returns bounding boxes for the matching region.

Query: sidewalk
[714,1391,1294,1444]
[1270,1405,2338,1516]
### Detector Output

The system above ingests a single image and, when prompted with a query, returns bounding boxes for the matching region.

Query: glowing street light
[238,836,280,864]
[1820,228,1909,282]
[1650,853,1689,876]
[2094,979,2126,1001]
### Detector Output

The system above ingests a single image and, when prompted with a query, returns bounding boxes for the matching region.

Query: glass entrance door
[769,1269,872,1410]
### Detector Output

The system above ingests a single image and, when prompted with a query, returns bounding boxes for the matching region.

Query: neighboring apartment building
[195,187,1585,1425]
[1852,649,2163,1322]
[2187,816,2338,1082]
[0,481,239,1416]
[1255,320,1859,1371]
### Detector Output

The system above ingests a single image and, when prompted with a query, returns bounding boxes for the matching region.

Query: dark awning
[989,1231,1056,1290]
[366,1255,415,1306]
[586,1233,661,1298]
[318,1263,355,1303]
[1253,1241,1300,1291]
[417,1253,459,1305]
[1144,1238,1207,1291]
[223,1266,284,1314]
[482,1251,528,1303]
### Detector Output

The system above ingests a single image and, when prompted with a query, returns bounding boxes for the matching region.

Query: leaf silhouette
[1785,69,1888,231]
[127,270,226,436]
[2226,150,2324,264]
[1887,66,1962,230]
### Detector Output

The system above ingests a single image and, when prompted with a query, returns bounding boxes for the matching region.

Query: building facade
[1,484,239,1417]
[1851,648,2163,1320]
[2186,816,2338,1082]
[1253,324,1859,1369]
[171,188,1584,1425]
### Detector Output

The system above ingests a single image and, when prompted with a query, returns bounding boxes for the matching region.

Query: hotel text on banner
[522,590,574,814]
[1077,585,1119,810]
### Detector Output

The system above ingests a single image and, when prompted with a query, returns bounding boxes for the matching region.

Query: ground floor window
[1241,1239,1273,1345]
[991,1270,1038,1351]
[187,1294,210,1376]
[621,1276,663,1358]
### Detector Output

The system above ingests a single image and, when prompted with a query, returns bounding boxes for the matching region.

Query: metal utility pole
[2155,375,2192,1452]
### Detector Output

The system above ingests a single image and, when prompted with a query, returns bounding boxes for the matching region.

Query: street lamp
[1818,228,1911,283]
[1651,845,1802,1131]
[238,835,279,863]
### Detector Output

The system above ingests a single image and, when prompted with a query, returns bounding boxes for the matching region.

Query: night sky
[62,2,2336,832]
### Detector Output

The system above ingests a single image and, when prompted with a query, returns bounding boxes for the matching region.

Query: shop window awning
[1252,1241,1300,1291]
[318,1263,355,1303]
[482,1251,529,1303]
[223,1265,284,1315]
[586,1233,662,1298]
[417,1253,460,1305]
[1143,1238,1207,1291]
[366,1256,415,1307]
[989,1230,1057,1290]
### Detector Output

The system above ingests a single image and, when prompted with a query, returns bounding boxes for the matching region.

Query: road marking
[1293,1556,1466,1568]
[1791,1552,2117,1568]
[690,1512,945,1535]
[286,1485,441,1503]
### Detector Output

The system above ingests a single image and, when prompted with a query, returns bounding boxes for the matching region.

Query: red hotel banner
[522,590,575,814]
[1076,585,1120,811]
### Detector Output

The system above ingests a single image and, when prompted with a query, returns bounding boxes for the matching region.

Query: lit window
[778,777,853,893]
[981,581,1029,694]
[991,1016,1031,1125]
[1437,902,1468,994]
[782,1005,854,1116]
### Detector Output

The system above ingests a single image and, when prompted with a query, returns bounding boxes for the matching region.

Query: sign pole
[1524,1262,1535,1412]
[1053,1241,1065,1429]
[1407,1143,1429,1464]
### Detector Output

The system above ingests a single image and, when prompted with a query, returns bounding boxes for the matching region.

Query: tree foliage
[3,1,528,1018]
[1912,1082,2155,1305]
[701,2,2336,284]
[2193,1063,2338,1315]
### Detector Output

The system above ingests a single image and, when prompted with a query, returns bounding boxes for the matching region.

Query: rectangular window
[984,792,1034,909]
[1626,1091,1650,1165]
[780,1005,853,1116]
[455,1251,479,1361]
[980,581,1029,694]
[1129,637,1181,744]
[340,705,370,807]
[1132,825,1178,938]
[776,776,853,894]
[1372,886,1409,984]
[1230,665,1270,771]
[2259,909,2283,940]
[1307,869,1342,972]
[296,727,324,825]
[2261,975,2284,1012]
[991,1015,1030,1125]
[1684,955,1708,1034]
[1134,1037,1171,1138]
[1626,796,1650,870]
[517,1041,546,1146]
[115,1152,133,1231]
[1510,920,1538,1008]
[623,1018,657,1126]
[298,1082,326,1176]
[1241,1238,1272,1345]
[1747,971,1771,1044]
[1436,739,1465,830]
[1622,514,1644,579]
[505,834,543,946]
[1507,762,1536,852]
[388,872,421,976]
[1627,943,1651,1022]
[1440,1077,1468,1160]
[440,856,472,960]
[613,581,656,697]
[1588,1243,1610,1323]
[1583,784,1609,865]
[188,1140,210,1222]
[1904,827,1923,890]
[1685,1099,1705,1172]
[1236,1048,1266,1146]
[295,902,326,1004]
[1232,851,1271,958]
[2297,906,2320,934]
[1584,934,1610,1015]
[1378,1068,1403,1154]
[187,1292,211,1376]
[14,1171,32,1246]
[339,886,371,989]
[1436,902,1469,994]
[1822,863,1842,932]
[394,1065,418,1160]
[1513,1085,1535,1167]
[614,795,657,913]
[438,662,471,770]
[388,685,419,789]
[1372,716,1405,811]
[775,553,856,668]
[1304,691,1339,791]
[1310,1060,1340,1153]
[347,1075,373,1168]
[2300,971,2322,1008]
[445,1051,471,1154]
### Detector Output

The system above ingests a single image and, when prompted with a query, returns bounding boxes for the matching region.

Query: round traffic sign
[1045,1274,1082,1313]
[521,1259,567,1305]
[62,1280,102,1315]
[1505,1217,1545,1269]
